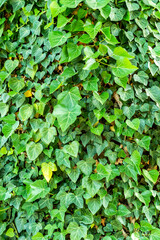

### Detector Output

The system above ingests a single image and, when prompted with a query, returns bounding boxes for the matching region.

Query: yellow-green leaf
[41,162,57,182]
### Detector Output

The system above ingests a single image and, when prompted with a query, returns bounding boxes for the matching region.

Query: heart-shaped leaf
[53,104,81,132]
[60,0,83,8]
[40,127,57,145]
[8,77,25,92]
[131,150,141,174]
[115,76,128,88]
[126,118,140,130]
[123,105,135,119]
[146,86,160,106]
[91,124,104,136]
[41,162,57,182]
[112,47,134,60]
[93,91,109,104]
[4,60,19,73]
[143,169,159,184]
[26,180,50,202]
[26,65,38,79]
[32,232,45,240]
[50,1,66,18]
[6,228,15,237]
[84,22,102,39]
[49,31,71,48]
[19,104,33,121]
[86,0,110,9]
[63,141,79,158]
[67,222,87,240]
[136,136,151,151]
[87,198,102,215]
[112,58,138,78]
[26,142,43,161]
[0,71,8,83]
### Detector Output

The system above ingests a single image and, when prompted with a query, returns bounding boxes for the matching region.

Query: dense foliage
[0,0,160,239]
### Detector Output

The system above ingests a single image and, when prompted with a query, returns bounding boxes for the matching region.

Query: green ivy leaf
[19,104,33,121]
[2,121,19,138]
[66,168,80,183]
[4,60,19,73]
[100,5,111,19]
[83,77,99,91]
[91,124,104,136]
[84,22,102,39]
[26,65,38,79]
[112,58,138,78]
[112,47,134,60]
[8,77,25,92]
[49,31,71,48]
[40,127,57,145]
[67,222,87,240]
[82,176,102,197]
[57,14,72,28]
[83,58,100,70]
[32,232,45,240]
[5,228,15,237]
[60,0,83,8]
[90,163,110,181]
[26,142,43,161]
[136,136,151,151]
[0,186,6,200]
[102,27,119,45]
[26,180,50,202]
[126,118,140,130]
[120,164,138,182]
[57,87,81,107]
[104,203,117,216]
[117,205,131,216]
[123,105,135,119]
[114,76,128,88]
[135,190,152,207]
[131,150,141,174]
[0,103,9,117]
[93,91,109,104]
[150,229,160,240]
[19,26,30,39]
[143,169,159,184]
[110,7,126,21]
[87,198,101,215]
[77,158,95,175]
[50,1,66,18]
[0,0,7,7]
[53,104,81,132]
[63,141,79,158]
[146,86,160,106]
[10,0,25,11]
[104,114,117,123]
[86,0,110,9]
[0,71,8,83]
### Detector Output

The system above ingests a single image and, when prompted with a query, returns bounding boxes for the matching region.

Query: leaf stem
[48,192,54,196]
[12,223,19,238]
[17,19,29,30]
[39,10,47,16]
[0,207,10,212]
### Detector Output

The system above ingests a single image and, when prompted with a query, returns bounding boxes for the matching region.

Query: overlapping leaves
[0,0,160,239]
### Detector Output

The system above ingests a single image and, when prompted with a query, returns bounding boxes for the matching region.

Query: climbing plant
[0,0,160,239]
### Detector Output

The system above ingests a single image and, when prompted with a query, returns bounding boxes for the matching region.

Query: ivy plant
[0,0,160,239]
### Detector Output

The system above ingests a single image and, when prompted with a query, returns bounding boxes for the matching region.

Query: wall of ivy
[0,0,160,239]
